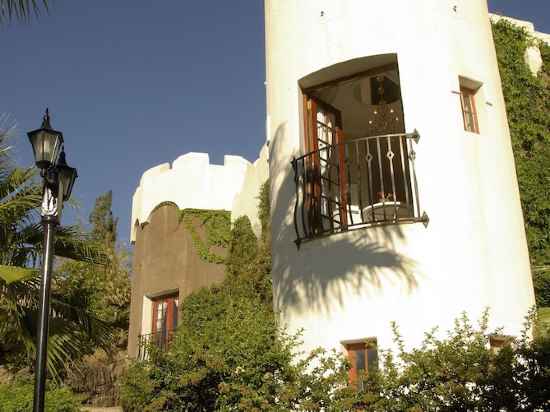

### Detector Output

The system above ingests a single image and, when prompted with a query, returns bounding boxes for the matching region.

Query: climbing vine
[492,21,550,306]
[178,209,231,264]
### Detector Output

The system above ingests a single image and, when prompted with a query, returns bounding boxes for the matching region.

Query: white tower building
[265,0,536,374]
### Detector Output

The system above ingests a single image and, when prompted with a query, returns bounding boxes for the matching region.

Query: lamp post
[28,109,78,412]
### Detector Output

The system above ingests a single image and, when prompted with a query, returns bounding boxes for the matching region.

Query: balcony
[137,330,174,361]
[291,131,427,246]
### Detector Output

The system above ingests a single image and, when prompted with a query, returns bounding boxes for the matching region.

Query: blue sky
[1,1,548,245]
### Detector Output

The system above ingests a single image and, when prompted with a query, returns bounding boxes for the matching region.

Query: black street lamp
[27,109,64,171]
[28,109,78,412]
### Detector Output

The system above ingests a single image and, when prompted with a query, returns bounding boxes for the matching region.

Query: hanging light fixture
[27,109,64,170]
[56,151,78,201]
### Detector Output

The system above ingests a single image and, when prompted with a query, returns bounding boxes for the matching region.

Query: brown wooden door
[303,95,348,231]
[345,342,366,386]
[151,293,178,348]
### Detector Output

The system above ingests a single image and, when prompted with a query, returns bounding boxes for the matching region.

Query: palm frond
[0,167,37,199]
[2,223,108,266]
[0,112,113,380]
[0,182,42,225]
[1,274,114,382]
[0,221,42,267]
[54,225,108,265]
[0,264,37,283]
[50,296,113,348]
[0,0,48,23]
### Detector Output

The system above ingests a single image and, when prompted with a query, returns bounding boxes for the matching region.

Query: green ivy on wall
[178,209,231,264]
[492,21,550,306]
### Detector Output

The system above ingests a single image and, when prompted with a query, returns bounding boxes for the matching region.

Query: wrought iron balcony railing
[137,330,174,361]
[291,131,428,246]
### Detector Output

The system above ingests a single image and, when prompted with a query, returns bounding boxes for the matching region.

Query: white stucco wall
[231,144,270,236]
[131,153,250,242]
[265,0,536,357]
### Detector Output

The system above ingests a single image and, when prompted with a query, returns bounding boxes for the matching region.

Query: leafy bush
[119,363,156,412]
[120,279,354,411]
[492,21,550,306]
[356,311,550,412]
[121,186,356,410]
[0,380,81,412]
[122,305,550,411]
[225,216,258,278]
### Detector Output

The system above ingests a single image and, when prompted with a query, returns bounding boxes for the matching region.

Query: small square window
[460,86,480,134]
[489,334,513,354]
[342,338,378,389]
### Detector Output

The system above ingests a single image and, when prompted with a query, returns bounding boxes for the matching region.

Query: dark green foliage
[258,181,271,246]
[256,182,272,296]
[0,134,111,381]
[537,308,550,341]
[0,379,81,412]
[356,312,550,412]
[121,308,550,411]
[226,181,272,305]
[121,180,357,410]
[55,258,130,340]
[52,192,130,405]
[120,279,354,411]
[225,216,258,278]
[533,268,550,307]
[119,363,156,411]
[178,209,231,264]
[57,190,130,339]
[89,190,118,248]
[492,21,550,307]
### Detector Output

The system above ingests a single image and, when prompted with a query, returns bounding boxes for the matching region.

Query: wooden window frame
[151,293,179,343]
[460,86,480,134]
[342,338,378,388]
[302,94,348,229]
[489,334,513,353]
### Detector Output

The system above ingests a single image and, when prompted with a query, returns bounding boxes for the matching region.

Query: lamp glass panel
[58,166,77,200]
[42,131,63,164]
[30,131,63,166]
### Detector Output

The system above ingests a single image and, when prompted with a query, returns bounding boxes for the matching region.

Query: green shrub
[0,380,81,412]
[120,279,353,411]
[121,308,550,411]
[225,215,258,278]
[356,311,550,412]
[492,21,550,307]
[119,363,156,412]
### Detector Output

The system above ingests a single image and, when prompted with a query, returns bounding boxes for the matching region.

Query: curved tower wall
[265,0,535,355]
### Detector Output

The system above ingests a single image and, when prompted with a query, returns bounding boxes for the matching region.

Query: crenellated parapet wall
[130,152,250,242]
[231,144,270,236]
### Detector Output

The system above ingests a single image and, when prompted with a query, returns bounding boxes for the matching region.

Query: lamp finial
[41,108,52,129]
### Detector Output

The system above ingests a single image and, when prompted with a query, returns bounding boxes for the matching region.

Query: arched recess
[293,53,424,242]
[299,53,405,144]
[146,201,180,222]
[131,201,180,243]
